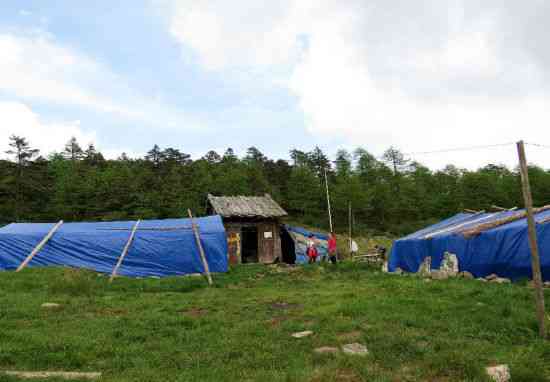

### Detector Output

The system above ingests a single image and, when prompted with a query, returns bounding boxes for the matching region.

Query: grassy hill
[1,263,549,381]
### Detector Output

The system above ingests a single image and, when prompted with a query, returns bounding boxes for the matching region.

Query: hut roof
[207,194,287,218]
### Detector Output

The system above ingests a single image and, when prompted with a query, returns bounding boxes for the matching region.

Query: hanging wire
[525,142,550,150]
[403,142,516,156]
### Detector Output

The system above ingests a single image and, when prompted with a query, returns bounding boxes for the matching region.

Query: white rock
[439,252,459,277]
[41,303,61,309]
[490,277,511,284]
[417,256,432,277]
[486,365,510,382]
[342,343,369,356]
[292,330,314,338]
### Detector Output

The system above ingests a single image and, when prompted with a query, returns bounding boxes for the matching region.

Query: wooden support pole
[109,220,141,283]
[517,140,546,339]
[16,220,63,272]
[348,202,352,254]
[188,209,213,286]
[324,168,333,233]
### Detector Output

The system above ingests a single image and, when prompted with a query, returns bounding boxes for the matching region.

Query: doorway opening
[241,226,258,263]
[280,227,296,264]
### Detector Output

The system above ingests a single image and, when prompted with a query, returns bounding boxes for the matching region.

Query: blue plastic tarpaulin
[284,225,329,264]
[0,215,228,277]
[389,209,550,280]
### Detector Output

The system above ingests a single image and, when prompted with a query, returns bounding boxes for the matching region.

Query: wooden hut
[207,194,288,264]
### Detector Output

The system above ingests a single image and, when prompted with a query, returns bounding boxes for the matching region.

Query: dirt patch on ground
[95,308,129,317]
[180,308,209,318]
[266,316,288,327]
[269,302,304,310]
[310,368,363,382]
[337,331,362,342]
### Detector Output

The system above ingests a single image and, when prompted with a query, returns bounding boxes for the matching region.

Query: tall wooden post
[348,202,352,254]
[324,168,333,233]
[188,210,213,286]
[517,140,546,339]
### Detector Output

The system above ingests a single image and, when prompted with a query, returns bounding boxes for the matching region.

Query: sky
[1,0,550,169]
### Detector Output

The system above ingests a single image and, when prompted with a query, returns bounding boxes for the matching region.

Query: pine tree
[5,135,40,221]
[63,137,84,161]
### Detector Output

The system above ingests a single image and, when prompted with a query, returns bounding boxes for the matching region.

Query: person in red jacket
[306,234,318,264]
[328,232,338,264]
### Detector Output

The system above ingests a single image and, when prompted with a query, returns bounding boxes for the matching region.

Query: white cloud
[0,101,143,160]
[0,31,204,131]
[167,0,550,169]
[0,101,96,158]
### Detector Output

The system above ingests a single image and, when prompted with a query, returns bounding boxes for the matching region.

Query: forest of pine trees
[1,135,550,235]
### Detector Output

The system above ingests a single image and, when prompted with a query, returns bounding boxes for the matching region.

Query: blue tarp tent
[389,209,550,281]
[0,215,228,277]
[284,225,329,264]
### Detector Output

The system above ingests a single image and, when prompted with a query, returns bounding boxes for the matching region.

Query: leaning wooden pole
[109,220,141,283]
[517,140,546,339]
[16,220,63,272]
[188,210,213,286]
[324,168,333,233]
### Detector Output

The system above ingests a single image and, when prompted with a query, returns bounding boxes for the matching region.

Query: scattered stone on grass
[430,271,449,280]
[41,303,61,309]
[477,278,488,282]
[2,371,101,380]
[292,331,314,338]
[342,343,369,356]
[417,256,431,277]
[486,364,511,382]
[423,278,432,282]
[393,267,403,275]
[458,271,474,279]
[439,252,459,277]
[314,346,339,354]
[486,273,499,281]
[490,277,511,284]
[182,273,202,278]
[543,281,550,288]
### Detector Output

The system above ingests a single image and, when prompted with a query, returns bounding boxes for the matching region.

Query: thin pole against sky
[324,167,333,233]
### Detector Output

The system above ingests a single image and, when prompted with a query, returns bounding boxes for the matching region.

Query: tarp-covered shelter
[0,216,228,278]
[207,194,287,264]
[282,225,329,264]
[389,207,550,280]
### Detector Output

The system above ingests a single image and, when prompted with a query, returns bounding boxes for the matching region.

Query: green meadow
[1,263,549,381]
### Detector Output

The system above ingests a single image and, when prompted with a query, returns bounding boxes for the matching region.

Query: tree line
[1,135,550,235]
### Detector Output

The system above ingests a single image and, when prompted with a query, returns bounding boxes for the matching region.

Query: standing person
[350,239,359,258]
[306,234,318,264]
[328,232,338,264]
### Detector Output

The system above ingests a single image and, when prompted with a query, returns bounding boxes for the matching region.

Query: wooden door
[259,224,275,263]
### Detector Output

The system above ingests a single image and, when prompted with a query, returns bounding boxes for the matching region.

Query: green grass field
[1,263,549,381]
